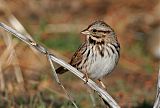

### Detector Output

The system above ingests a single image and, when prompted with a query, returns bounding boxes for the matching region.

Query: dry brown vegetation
[0,0,160,108]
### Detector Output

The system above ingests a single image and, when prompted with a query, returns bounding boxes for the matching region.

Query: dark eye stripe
[97,30,111,33]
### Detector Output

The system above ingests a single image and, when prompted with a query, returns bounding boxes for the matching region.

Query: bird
[56,20,120,88]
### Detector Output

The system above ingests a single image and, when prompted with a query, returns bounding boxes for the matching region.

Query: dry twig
[153,66,160,108]
[0,22,120,108]
[47,53,78,108]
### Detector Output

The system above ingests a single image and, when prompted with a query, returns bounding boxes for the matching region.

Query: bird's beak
[81,29,90,35]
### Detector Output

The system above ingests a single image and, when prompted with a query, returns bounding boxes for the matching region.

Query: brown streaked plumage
[56,20,120,86]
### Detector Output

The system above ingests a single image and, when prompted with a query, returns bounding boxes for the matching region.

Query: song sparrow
[56,21,120,88]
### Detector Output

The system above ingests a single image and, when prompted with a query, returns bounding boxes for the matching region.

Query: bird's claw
[82,73,89,84]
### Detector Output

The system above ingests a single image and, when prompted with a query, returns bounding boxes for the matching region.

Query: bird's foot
[98,79,106,89]
[82,72,89,84]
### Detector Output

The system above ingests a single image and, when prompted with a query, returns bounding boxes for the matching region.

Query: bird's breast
[83,44,119,79]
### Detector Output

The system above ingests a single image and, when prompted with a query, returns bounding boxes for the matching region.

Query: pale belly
[78,43,119,80]
[86,45,119,79]
[88,54,118,79]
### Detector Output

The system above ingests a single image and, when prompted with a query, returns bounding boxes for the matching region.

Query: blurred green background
[0,0,159,108]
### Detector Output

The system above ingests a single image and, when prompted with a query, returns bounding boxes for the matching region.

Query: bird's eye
[101,24,105,26]
[92,29,97,33]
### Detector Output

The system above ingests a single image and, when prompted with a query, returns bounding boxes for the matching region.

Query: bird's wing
[56,42,87,74]
[70,42,87,68]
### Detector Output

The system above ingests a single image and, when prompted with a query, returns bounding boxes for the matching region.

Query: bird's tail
[56,66,67,74]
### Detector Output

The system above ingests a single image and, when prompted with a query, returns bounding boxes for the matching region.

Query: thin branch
[8,15,44,57]
[153,65,160,108]
[0,22,120,108]
[47,53,78,108]
[0,62,5,91]
[0,22,78,107]
[2,33,24,84]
